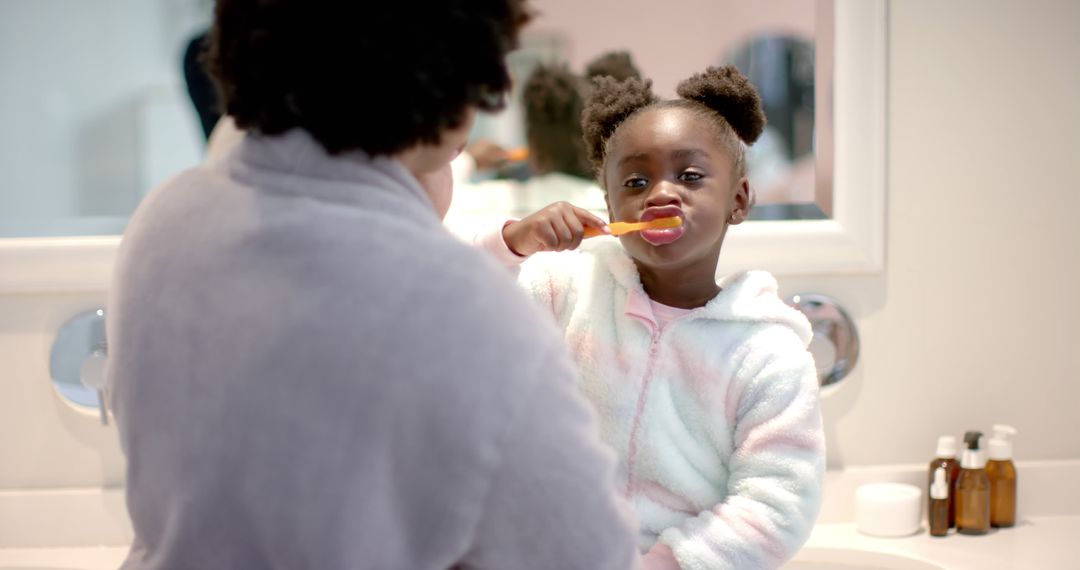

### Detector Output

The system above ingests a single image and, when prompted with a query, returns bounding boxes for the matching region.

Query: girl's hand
[502,202,609,257]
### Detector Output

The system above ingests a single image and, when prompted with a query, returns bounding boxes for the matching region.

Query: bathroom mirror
[786,294,859,388]
[455,0,884,278]
[0,0,885,291]
[0,0,213,239]
[0,0,829,239]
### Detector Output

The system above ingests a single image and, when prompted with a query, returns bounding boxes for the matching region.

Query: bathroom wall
[1,0,1078,493]
[0,293,124,490]
[782,0,1080,467]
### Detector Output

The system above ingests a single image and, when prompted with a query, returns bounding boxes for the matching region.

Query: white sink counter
[3,461,1077,569]
[0,545,127,569]
[799,515,1077,569]
[1,517,1075,570]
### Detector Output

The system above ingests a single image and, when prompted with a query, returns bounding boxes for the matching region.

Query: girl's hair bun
[676,65,766,144]
[581,76,658,170]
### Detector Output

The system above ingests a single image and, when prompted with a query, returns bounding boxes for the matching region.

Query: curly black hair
[584,50,642,83]
[521,64,591,179]
[581,65,766,183]
[206,0,531,156]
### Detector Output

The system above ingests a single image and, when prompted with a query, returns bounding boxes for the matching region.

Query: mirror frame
[719,0,886,277]
[0,0,885,294]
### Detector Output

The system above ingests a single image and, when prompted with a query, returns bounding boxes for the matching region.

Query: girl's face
[603,107,749,273]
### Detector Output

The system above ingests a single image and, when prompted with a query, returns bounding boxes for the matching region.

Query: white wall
[1,0,1078,492]
[0,293,124,489]
[783,0,1080,467]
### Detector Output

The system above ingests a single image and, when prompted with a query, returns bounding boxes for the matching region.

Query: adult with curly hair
[491,66,825,569]
[446,63,607,231]
[449,52,643,224]
[106,1,641,568]
[515,63,609,215]
[522,63,592,180]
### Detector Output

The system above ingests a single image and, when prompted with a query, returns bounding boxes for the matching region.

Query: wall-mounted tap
[49,308,110,426]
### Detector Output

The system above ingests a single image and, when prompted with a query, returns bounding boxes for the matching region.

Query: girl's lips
[640,226,686,245]
[640,207,684,222]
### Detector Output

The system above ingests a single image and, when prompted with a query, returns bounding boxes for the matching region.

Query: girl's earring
[728,211,742,224]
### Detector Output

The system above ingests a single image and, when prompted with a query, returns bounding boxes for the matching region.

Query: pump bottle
[927,435,960,528]
[955,431,990,535]
[986,424,1018,527]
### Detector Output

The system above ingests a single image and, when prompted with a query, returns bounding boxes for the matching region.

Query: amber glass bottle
[928,466,950,537]
[987,424,1018,527]
[955,431,990,535]
[927,435,960,528]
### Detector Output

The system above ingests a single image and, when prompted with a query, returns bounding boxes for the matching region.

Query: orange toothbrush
[584,216,683,238]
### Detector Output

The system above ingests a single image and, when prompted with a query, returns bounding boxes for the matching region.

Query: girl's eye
[679,170,704,183]
[623,176,648,189]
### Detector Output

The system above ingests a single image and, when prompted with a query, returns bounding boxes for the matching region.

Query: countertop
[1,516,1075,569]
[799,515,1077,569]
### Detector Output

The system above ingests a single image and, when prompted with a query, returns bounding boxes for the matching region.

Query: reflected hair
[584,50,642,83]
[522,64,591,179]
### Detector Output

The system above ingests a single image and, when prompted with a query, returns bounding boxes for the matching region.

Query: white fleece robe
[513,237,825,570]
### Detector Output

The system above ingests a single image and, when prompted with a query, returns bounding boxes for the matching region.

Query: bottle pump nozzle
[989,424,1017,461]
[992,425,1016,440]
[961,431,983,469]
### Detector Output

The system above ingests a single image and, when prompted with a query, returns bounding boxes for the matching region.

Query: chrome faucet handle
[786,294,860,389]
[49,308,111,426]
[79,346,109,426]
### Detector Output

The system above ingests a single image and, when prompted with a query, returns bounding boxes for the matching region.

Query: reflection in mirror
[0,0,213,238]
[786,294,859,388]
[729,34,826,220]
[457,0,833,225]
[1,0,834,239]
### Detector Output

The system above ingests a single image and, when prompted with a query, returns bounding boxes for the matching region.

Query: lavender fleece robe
[107,128,641,570]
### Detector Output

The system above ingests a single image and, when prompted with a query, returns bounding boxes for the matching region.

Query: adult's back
[105,1,639,568]
[108,129,637,569]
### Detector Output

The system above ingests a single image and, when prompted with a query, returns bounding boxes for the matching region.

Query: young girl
[492,66,825,569]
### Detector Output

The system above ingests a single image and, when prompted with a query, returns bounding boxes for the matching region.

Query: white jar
[855,482,923,537]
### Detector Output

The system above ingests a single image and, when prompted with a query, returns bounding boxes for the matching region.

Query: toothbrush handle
[584,221,642,238]
[583,226,607,239]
